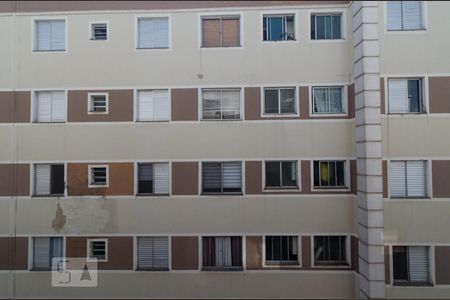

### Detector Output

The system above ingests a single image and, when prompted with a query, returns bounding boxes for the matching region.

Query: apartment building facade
[0,1,449,299]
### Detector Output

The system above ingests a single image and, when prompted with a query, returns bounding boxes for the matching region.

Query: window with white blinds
[136,90,169,121]
[32,237,63,270]
[137,17,169,49]
[137,163,170,195]
[388,78,423,113]
[87,239,107,261]
[393,246,430,284]
[34,164,65,196]
[390,160,427,198]
[202,89,241,120]
[34,91,66,122]
[202,162,242,194]
[387,1,424,31]
[136,237,169,270]
[35,20,66,51]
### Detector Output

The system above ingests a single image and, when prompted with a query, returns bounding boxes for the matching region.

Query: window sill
[262,113,299,118]
[390,197,430,200]
[313,262,349,268]
[200,118,242,122]
[201,192,243,196]
[33,121,66,124]
[88,184,108,188]
[136,47,169,50]
[30,268,52,271]
[136,120,170,122]
[136,193,170,197]
[32,49,66,52]
[32,194,65,198]
[310,112,347,117]
[88,111,109,115]
[312,186,349,192]
[201,45,242,49]
[262,40,297,43]
[309,38,345,41]
[201,267,243,272]
[386,29,426,32]
[265,261,299,266]
[264,187,300,192]
[135,268,169,272]
[393,281,434,287]
[387,112,427,115]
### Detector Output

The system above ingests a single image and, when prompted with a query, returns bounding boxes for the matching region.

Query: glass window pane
[329,236,340,261]
[264,89,279,113]
[316,16,325,39]
[272,236,281,260]
[313,161,320,186]
[329,162,336,186]
[408,79,421,112]
[313,88,328,113]
[325,16,332,39]
[393,246,409,280]
[280,89,295,113]
[202,90,222,119]
[222,90,240,119]
[336,162,345,186]
[314,236,326,261]
[265,162,281,187]
[329,87,343,113]
[281,161,297,187]
[310,15,316,39]
[263,17,268,40]
[320,161,329,186]
[265,236,273,261]
[202,163,222,192]
[268,17,284,41]
[332,15,341,39]
[281,236,289,261]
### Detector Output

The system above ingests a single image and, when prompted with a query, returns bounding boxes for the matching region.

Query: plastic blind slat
[203,163,222,190]
[36,21,51,50]
[223,162,241,188]
[406,161,426,197]
[137,91,153,121]
[139,164,153,181]
[138,18,168,49]
[402,1,423,30]
[408,246,429,282]
[33,237,50,269]
[390,161,407,197]
[36,92,52,122]
[388,79,408,113]
[35,164,51,195]
[137,237,168,269]
[152,90,169,121]
[387,1,403,30]
[50,91,66,122]
[50,20,65,50]
[153,163,169,194]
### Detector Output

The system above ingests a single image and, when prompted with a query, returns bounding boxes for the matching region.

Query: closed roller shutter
[402,1,423,30]
[203,163,222,192]
[35,164,51,195]
[390,161,406,197]
[388,79,408,113]
[36,91,66,122]
[137,90,169,121]
[153,163,169,194]
[35,20,65,51]
[408,246,429,282]
[223,162,241,190]
[387,1,402,30]
[33,237,50,269]
[406,161,426,197]
[137,237,168,269]
[138,18,169,49]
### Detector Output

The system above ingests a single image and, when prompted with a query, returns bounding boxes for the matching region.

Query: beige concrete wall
[0,5,353,89]
[385,200,450,243]
[379,1,450,75]
[381,116,450,158]
[386,286,450,299]
[0,271,357,299]
[0,121,355,162]
[3,195,356,235]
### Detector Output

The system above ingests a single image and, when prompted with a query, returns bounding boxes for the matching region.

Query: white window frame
[199,235,244,270]
[32,163,66,197]
[261,86,299,117]
[134,161,171,196]
[310,85,348,117]
[87,92,109,114]
[262,235,301,267]
[387,77,426,114]
[388,159,430,199]
[260,11,299,43]
[310,159,351,192]
[135,14,171,51]
[199,88,243,121]
[262,160,300,191]
[87,238,108,262]
[89,21,109,41]
[384,1,427,33]
[29,236,66,271]
[311,235,351,269]
[31,90,68,123]
[199,13,243,49]
[307,8,346,42]
[200,161,243,195]
[88,165,109,188]
[134,88,171,122]
[32,16,68,52]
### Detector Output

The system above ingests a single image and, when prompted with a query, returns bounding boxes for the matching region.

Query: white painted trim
[260,86,300,117]
[386,159,431,199]
[383,1,428,33]
[88,164,109,188]
[307,8,346,42]
[31,89,68,123]
[310,159,351,192]
[87,238,108,262]
[31,16,68,53]
[88,21,109,41]
[262,235,302,268]
[87,92,109,114]
[198,87,244,121]
[259,10,299,43]
[309,85,348,117]
[262,160,301,192]
[310,235,351,269]
[134,88,171,122]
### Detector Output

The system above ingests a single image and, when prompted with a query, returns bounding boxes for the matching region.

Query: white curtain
[215,237,232,267]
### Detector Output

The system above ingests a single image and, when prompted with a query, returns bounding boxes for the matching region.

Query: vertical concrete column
[352,1,385,299]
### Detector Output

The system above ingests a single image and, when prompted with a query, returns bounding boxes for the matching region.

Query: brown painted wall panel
[351,236,358,272]
[380,78,385,114]
[429,77,450,113]
[171,236,199,270]
[382,160,388,198]
[301,236,312,270]
[435,246,450,285]
[245,161,262,194]
[0,91,30,123]
[432,160,450,198]
[0,164,30,196]
[67,90,133,122]
[348,84,355,119]
[1,1,349,13]
[301,160,311,193]
[385,246,390,285]
[67,163,134,196]
[172,162,198,195]
[246,236,262,270]
[66,237,133,270]
[244,87,261,121]
[0,237,28,270]
[299,86,310,119]
[171,88,198,121]
[350,160,357,194]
